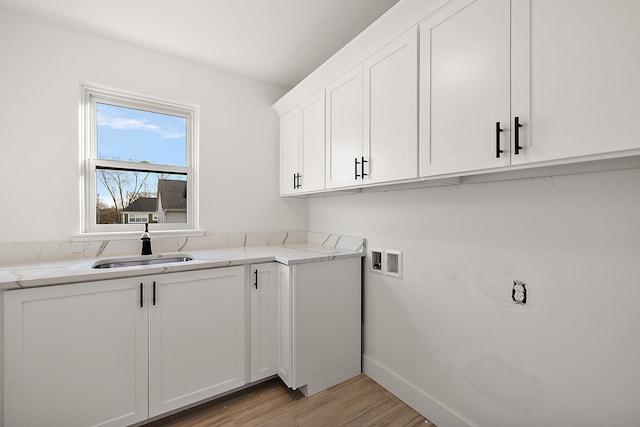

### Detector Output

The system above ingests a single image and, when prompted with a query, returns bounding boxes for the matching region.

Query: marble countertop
[0,242,364,290]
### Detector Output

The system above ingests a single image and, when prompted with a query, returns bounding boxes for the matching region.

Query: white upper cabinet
[511,0,640,165]
[325,65,364,189]
[419,0,511,176]
[280,90,325,195]
[420,0,640,176]
[326,28,419,189]
[364,27,419,184]
[277,0,640,192]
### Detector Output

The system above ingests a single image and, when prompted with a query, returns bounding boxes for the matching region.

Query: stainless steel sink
[92,254,194,269]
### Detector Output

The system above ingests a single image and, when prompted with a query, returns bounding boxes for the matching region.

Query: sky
[97,103,187,166]
[95,103,187,212]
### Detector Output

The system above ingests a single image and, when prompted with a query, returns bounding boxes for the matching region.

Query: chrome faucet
[141,223,152,255]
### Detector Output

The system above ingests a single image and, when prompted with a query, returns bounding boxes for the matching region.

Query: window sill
[71,229,205,242]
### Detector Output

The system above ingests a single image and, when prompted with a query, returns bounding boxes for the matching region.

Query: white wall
[309,168,640,426]
[0,7,306,244]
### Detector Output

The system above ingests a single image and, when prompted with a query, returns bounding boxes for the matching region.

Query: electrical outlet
[512,281,527,304]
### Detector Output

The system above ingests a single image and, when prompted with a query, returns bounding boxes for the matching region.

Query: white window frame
[78,83,200,239]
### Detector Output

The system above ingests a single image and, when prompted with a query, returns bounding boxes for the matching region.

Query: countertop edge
[0,244,365,290]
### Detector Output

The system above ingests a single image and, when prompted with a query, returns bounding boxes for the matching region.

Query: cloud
[99,115,160,131]
[161,131,186,139]
[98,111,185,139]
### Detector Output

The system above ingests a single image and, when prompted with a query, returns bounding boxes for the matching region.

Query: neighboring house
[157,179,187,223]
[121,197,158,224]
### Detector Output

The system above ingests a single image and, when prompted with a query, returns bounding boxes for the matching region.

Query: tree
[97,168,152,224]
[96,197,119,224]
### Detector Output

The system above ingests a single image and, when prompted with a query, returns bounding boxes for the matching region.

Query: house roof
[158,179,187,211]
[122,197,157,213]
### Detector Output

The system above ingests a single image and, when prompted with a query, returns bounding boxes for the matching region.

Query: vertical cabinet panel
[419,0,511,176]
[148,267,245,417]
[4,279,148,427]
[292,258,361,395]
[364,27,418,183]
[250,263,277,382]
[511,0,640,164]
[325,65,364,189]
[276,258,361,396]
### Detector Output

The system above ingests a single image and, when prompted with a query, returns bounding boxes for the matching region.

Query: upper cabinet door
[300,90,326,192]
[363,28,419,184]
[325,65,364,189]
[280,108,301,195]
[511,0,640,165]
[419,0,511,176]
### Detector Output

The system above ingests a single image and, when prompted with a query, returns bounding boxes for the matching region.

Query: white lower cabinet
[148,267,245,417]
[4,266,245,427]
[276,257,362,396]
[3,259,361,425]
[249,263,277,382]
[4,277,149,427]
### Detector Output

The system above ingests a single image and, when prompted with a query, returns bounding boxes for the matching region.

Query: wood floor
[144,374,437,427]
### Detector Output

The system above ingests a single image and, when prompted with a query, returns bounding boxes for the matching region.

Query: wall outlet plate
[369,248,403,279]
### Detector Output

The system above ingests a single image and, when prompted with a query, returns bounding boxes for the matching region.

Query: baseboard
[300,357,361,397]
[363,355,474,427]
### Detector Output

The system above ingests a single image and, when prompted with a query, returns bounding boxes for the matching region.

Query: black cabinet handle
[152,281,156,305]
[354,157,368,179]
[254,270,258,289]
[514,116,523,155]
[496,122,504,158]
[293,173,296,189]
[140,283,144,308]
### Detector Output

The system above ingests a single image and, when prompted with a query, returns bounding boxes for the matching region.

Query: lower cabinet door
[250,263,277,382]
[276,263,294,388]
[148,267,246,417]
[3,278,149,427]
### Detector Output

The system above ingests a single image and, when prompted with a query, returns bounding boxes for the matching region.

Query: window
[126,213,152,224]
[81,84,199,236]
